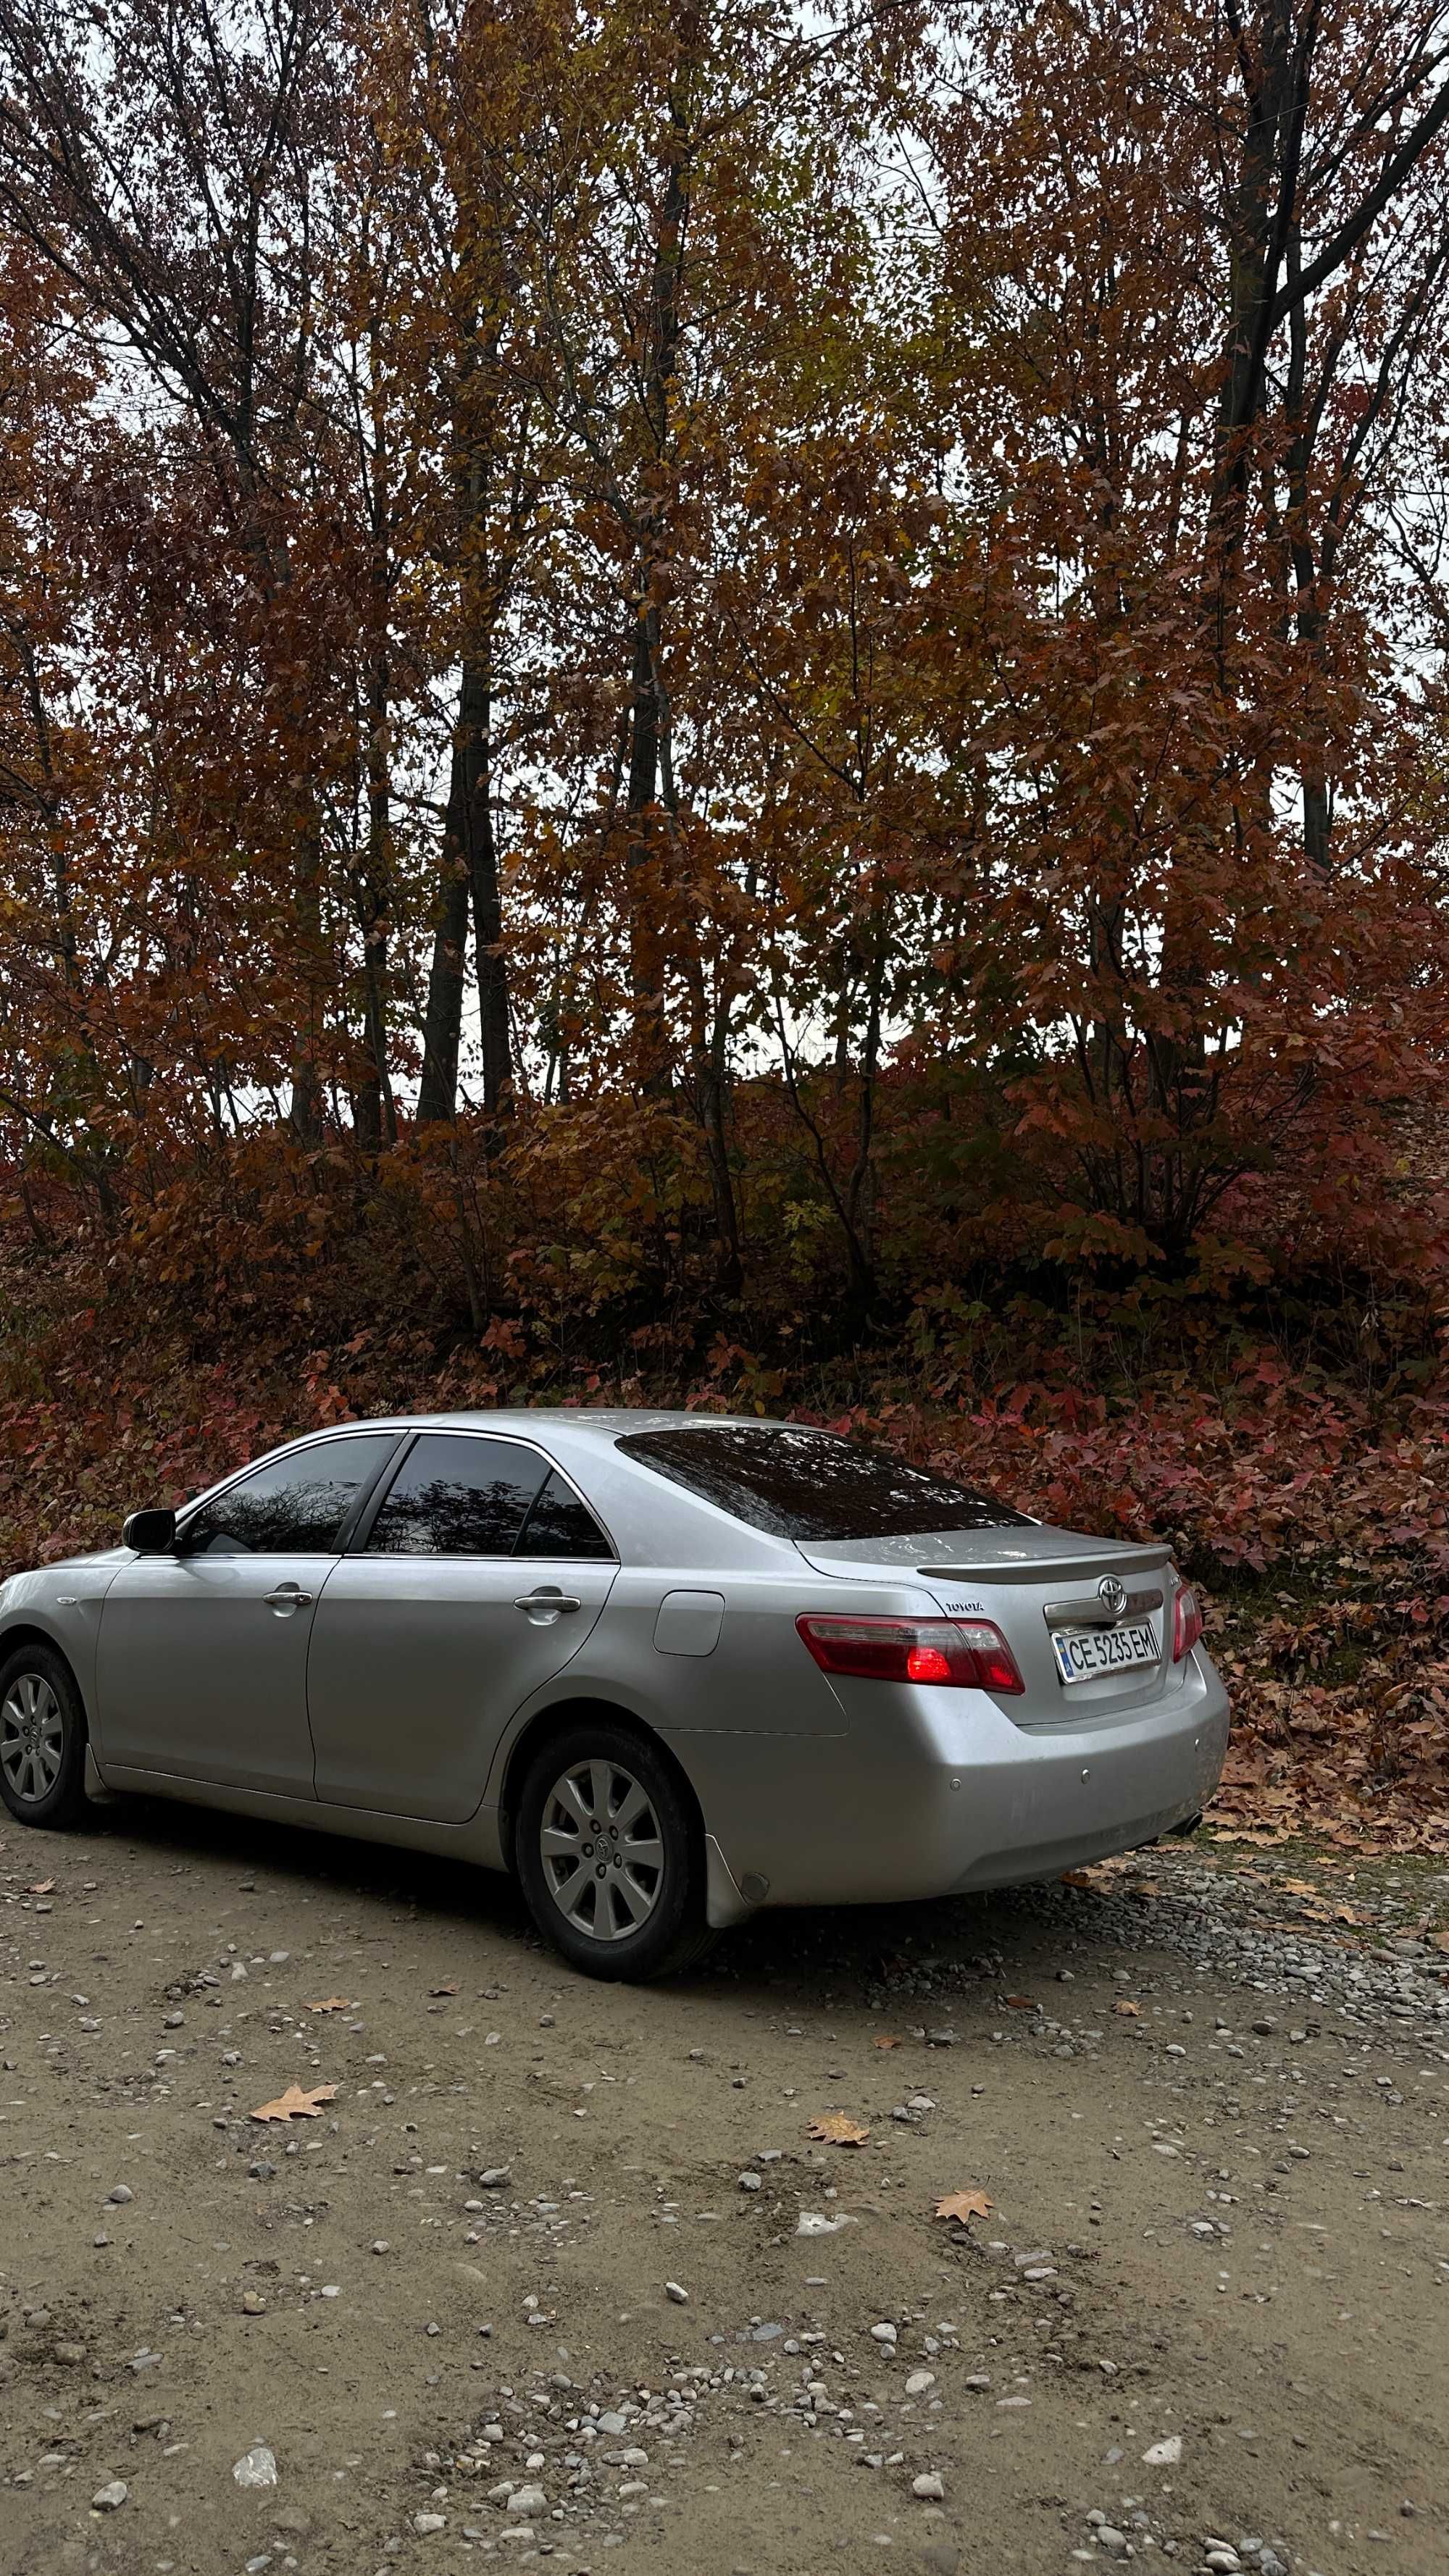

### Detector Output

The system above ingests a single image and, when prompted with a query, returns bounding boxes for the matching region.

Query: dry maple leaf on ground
[430,1981,459,1996]
[25,1878,55,1895]
[1114,1999,1141,2016]
[807,2112,870,2146]
[872,2035,903,2049]
[304,1997,351,2014]
[934,2188,993,2225]
[1004,1994,1035,2010]
[250,2084,338,2123]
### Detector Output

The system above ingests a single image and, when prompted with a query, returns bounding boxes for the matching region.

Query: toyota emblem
[1097,1574,1127,1618]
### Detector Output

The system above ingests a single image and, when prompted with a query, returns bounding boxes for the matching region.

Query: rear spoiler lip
[916,1550,1173,1587]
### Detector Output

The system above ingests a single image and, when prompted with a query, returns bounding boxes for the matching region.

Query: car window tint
[515,1468,614,1560]
[183,1435,398,1556]
[615,1425,1030,1541]
[365,1433,548,1556]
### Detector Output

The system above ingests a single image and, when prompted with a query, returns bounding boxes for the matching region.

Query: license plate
[1051,1619,1158,1685]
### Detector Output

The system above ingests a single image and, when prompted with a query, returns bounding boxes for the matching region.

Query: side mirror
[122,1507,176,1554]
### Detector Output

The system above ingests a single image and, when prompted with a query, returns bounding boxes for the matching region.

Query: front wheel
[514,1720,713,1982]
[0,1642,90,1829]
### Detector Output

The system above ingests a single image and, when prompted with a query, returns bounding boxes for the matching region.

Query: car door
[306,1430,617,1823]
[94,1431,402,1796]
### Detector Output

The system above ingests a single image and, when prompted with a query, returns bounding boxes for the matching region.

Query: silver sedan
[0,1411,1229,1979]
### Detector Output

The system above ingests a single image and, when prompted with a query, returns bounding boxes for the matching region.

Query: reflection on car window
[365,1434,549,1556]
[616,1425,1030,1541]
[183,1435,398,1555]
[516,1468,614,1560]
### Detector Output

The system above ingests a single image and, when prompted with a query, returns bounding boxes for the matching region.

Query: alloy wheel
[538,1757,666,1941]
[0,1673,66,1805]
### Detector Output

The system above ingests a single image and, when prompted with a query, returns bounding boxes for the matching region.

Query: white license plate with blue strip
[1051,1620,1158,1685]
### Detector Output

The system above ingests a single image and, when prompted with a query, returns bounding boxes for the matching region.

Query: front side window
[616,1425,1029,1542]
[182,1435,398,1556]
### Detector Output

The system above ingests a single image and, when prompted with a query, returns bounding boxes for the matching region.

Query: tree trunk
[355,641,398,1148]
[418,821,469,1125]
[625,598,669,1090]
[461,653,511,1116]
[622,52,692,1095]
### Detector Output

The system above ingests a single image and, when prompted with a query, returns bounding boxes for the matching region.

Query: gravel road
[2,1800,1446,2576]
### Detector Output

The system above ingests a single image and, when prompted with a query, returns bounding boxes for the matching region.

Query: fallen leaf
[1283,1878,1321,1897]
[934,2188,993,2225]
[872,2035,903,2049]
[1059,1868,1095,1888]
[250,2084,337,2124]
[25,1878,55,1895]
[1004,1994,1035,2010]
[1430,1930,1449,1954]
[305,1997,351,2014]
[807,2112,870,2146]
[1114,1999,1141,2017]
[1127,1878,1159,1899]
[430,1981,459,1997]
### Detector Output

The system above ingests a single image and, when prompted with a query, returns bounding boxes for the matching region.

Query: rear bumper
[685,1650,1229,1911]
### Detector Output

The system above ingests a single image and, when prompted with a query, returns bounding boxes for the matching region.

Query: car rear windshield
[615,1425,1030,1542]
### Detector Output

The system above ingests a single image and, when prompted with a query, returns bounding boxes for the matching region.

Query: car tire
[514,1719,714,1983]
[0,1641,91,1831]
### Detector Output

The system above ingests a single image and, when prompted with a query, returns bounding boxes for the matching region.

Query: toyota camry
[0,1412,1228,1979]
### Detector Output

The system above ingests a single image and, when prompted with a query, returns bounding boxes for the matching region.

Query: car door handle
[264,1584,314,1615]
[514,1589,582,1619]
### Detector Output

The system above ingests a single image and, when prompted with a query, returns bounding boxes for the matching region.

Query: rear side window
[517,1469,614,1560]
[181,1434,398,1555]
[616,1425,1028,1542]
[366,1434,548,1556]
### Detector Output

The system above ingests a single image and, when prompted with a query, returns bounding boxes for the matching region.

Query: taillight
[1172,1585,1204,1662]
[796,1614,1024,1694]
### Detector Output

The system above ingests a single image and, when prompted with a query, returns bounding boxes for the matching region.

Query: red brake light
[1172,1584,1204,1662]
[796,1614,1024,1694]
[906,1643,952,1683]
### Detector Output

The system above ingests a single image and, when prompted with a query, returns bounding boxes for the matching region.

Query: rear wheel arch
[498,1694,703,1878]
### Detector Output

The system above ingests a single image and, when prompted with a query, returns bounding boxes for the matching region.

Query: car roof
[317,1409,787,1439]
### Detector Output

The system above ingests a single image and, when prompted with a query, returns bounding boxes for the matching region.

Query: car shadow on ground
[73,1788,1144,2008]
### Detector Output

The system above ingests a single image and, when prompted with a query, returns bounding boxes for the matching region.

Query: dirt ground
[1,1799,1446,2576]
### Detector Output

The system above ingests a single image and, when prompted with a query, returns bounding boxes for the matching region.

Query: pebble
[869,2322,898,2345]
[912,2472,945,2501]
[233,2445,279,2489]
[107,2184,133,2205]
[664,2280,690,2304]
[509,2485,547,2514]
[91,2480,128,2511]
[905,2370,935,2396]
[738,2171,762,2191]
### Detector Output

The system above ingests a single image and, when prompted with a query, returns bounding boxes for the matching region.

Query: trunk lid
[795,1523,1179,1723]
